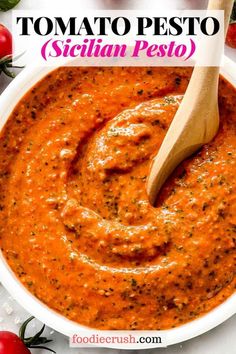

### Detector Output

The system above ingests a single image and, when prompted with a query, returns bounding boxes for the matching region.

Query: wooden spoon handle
[208,0,234,36]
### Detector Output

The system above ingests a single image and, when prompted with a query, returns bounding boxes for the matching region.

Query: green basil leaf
[0,0,21,11]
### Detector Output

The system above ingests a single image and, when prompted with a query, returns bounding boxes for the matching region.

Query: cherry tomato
[0,331,31,354]
[226,23,236,48]
[0,24,12,58]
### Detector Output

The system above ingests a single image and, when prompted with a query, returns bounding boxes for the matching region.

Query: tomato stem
[2,65,15,78]
[0,53,24,78]
[19,317,56,353]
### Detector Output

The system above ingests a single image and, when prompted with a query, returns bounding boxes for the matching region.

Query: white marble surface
[0,1,236,353]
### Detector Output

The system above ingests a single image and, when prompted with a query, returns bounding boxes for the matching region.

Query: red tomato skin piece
[226,23,236,48]
[0,331,31,354]
[0,24,13,58]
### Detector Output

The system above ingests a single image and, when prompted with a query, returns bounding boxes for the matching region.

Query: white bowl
[0,58,235,349]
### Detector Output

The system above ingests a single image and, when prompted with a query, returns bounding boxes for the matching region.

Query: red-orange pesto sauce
[0,67,235,330]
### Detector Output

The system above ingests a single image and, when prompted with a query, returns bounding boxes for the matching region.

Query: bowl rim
[0,57,235,350]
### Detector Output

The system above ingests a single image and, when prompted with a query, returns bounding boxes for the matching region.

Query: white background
[0,1,236,354]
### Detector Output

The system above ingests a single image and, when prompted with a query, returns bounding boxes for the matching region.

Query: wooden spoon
[147,0,234,205]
